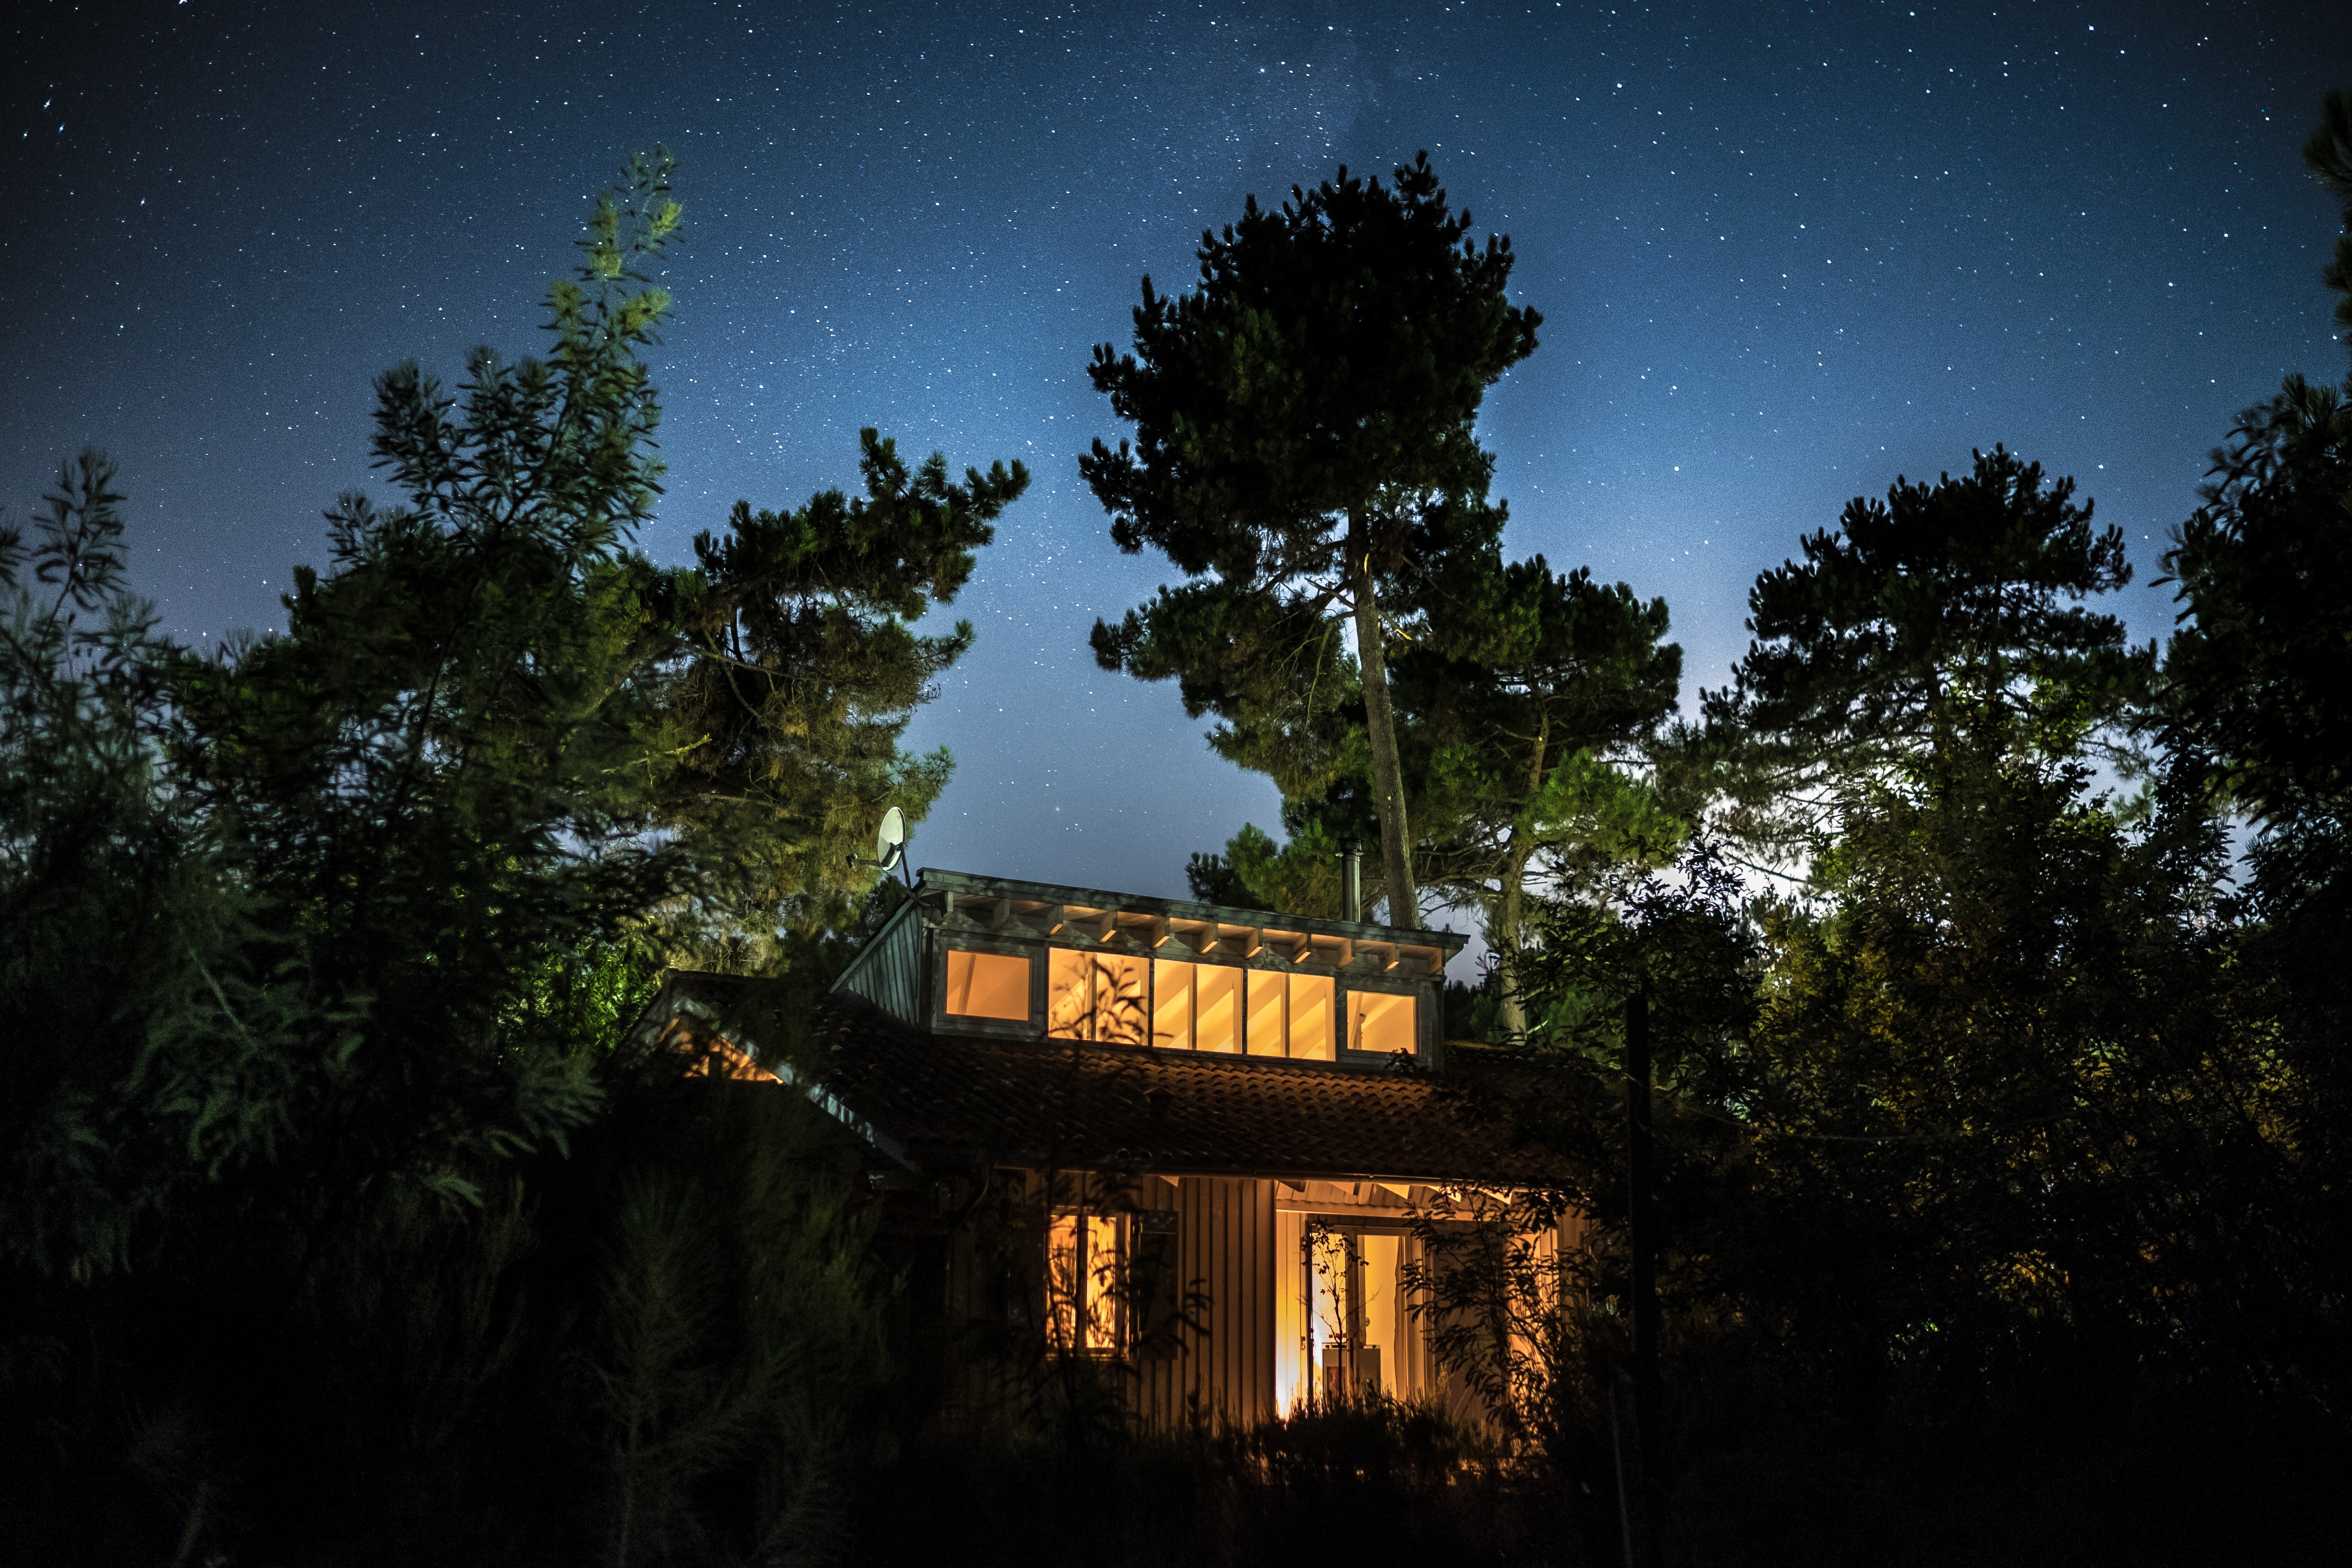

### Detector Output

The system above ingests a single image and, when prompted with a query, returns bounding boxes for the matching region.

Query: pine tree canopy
[1699,446,2153,860]
[1082,152,1540,924]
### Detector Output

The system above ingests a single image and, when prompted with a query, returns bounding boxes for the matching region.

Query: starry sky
[6,0,2347,916]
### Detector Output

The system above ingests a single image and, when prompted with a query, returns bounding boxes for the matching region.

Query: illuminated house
[639,868,1568,1430]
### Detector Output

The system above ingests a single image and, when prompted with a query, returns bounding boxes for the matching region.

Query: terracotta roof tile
[654,974,1558,1185]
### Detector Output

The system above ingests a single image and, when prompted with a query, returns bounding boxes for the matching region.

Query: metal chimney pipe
[1339,836,1364,923]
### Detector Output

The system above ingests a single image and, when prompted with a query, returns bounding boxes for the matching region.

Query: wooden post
[1625,988,1660,1547]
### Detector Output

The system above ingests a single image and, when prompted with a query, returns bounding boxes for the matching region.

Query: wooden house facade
[640,870,1569,1432]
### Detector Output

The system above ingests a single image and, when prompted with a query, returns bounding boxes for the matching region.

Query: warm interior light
[1047,1210,1123,1355]
[1152,958,1194,1049]
[944,947,1030,1019]
[1140,959,1338,1057]
[1246,970,1288,1057]
[1288,973,1334,1060]
[1048,949,1149,1044]
[1193,964,1242,1053]
[1347,989,1416,1055]
[1284,1218,1411,1409]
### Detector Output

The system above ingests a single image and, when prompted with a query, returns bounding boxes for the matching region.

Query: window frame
[931,931,1045,1037]
[1046,946,1154,1047]
[1335,976,1426,1065]
[932,929,1431,1066]
[1045,1208,1129,1359]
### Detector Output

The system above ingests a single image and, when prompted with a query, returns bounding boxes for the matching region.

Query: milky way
[4,0,2344,908]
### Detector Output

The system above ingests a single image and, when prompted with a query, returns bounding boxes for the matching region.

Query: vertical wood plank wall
[931,1171,1585,1436]
[1133,1176,1274,1433]
[833,901,926,1025]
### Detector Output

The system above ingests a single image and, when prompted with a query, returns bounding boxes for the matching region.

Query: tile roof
[649,972,1563,1186]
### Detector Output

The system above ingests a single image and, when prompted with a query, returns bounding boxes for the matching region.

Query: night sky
[7,0,2347,917]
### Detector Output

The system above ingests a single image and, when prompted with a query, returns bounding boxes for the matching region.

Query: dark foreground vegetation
[8,99,2352,1565]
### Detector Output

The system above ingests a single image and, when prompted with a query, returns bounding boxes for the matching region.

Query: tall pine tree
[1083,153,1539,927]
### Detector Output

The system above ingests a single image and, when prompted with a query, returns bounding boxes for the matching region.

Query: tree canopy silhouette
[1083,151,1540,927]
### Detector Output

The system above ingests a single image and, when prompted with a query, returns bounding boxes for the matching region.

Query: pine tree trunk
[1494,715,1548,1042]
[1494,848,1531,1042]
[1350,539,1419,930]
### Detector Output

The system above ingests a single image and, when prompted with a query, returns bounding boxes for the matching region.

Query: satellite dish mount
[856,806,912,888]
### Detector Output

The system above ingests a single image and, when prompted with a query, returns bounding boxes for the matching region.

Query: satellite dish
[872,806,906,875]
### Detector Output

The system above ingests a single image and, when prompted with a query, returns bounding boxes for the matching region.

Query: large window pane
[1247,969,1288,1057]
[1288,973,1334,1060]
[1346,989,1416,1055]
[944,947,1030,1020]
[1047,949,1091,1038]
[1092,953,1149,1044]
[1194,964,1241,1053]
[1152,959,1193,1049]
[1049,950,1152,1044]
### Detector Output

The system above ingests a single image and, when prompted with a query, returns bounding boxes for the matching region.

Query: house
[637,867,1574,1432]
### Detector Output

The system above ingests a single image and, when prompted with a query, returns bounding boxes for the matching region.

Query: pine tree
[662,429,1026,939]
[1083,153,1540,927]
[1401,556,1683,1038]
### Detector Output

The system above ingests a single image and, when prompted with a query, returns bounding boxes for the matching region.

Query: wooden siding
[833,898,927,1026]
[922,1167,1584,1437]
[1132,1176,1275,1433]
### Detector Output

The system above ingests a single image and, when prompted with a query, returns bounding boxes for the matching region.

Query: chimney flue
[1339,836,1364,923]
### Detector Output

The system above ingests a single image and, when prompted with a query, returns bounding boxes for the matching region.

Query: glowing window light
[1294,1222,1407,1405]
[1193,963,1243,1054]
[1347,989,1416,1055]
[1246,969,1288,1057]
[943,947,1030,1019]
[1287,973,1334,1060]
[1047,1211,1124,1356]
[1047,949,1149,1045]
[1150,960,1335,1058]
[1151,957,1193,1049]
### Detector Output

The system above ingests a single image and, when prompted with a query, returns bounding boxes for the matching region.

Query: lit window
[1299,1224,1406,1402]
[1150,960,1334,1057]
[1047,949,1149,1045]
[1346,989,1416,1056]
[1152,957,1193,1049]
[1193,963,1243,1054]
[1247,969,1288,1057]
[1287,973,1334,1060]
[943,947,1030,1020]
[1047,1211,1124,1356]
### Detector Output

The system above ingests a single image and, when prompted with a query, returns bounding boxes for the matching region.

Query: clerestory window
[943,947,1031,1020]
[1149,959,1336,1060]
[945,942,1415,1062]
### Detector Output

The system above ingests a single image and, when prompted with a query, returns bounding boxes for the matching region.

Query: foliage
[1400,1187,1598,1463]
[0,149,993,1566]
[1084,152,1540,925]
[1400,556,1685,1034]
[1186,814,1349,919]
[584,1084,888,1567]
[2305,86,2352,345]
[0,451,311,1280]
[1697,445,2151,867]
[2145,92,2352,1388]
[164,151,701,1225]
[664,429,1027,937]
